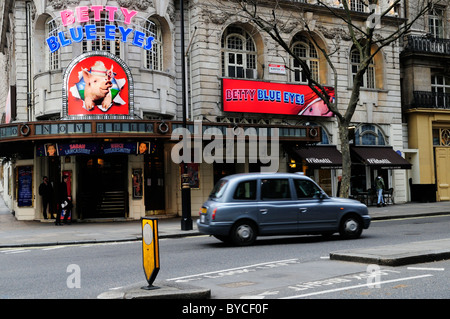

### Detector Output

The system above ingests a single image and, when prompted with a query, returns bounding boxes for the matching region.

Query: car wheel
[339,215,363,239]
[231,221,257,246]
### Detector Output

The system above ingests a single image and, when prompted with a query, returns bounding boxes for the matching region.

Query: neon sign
[46,5,154,53]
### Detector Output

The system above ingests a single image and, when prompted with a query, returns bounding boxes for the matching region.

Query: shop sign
[46,5,154,53]
[268,64,286,75]
[222,78,335,117]
[36,141,154,156]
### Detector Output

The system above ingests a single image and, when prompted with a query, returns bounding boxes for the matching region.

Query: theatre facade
[0,0,412,221]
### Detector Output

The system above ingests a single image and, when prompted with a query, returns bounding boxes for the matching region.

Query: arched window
[221,26,257,79]
[291,37,319,83]
[350,48,375,89]
[355,124,386,146]
[145,19,163,71]
[46,17,59,70]
[82,13,121,57]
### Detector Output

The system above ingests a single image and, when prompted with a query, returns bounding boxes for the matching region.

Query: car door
[257,178,299,235]
[293,178,341,232]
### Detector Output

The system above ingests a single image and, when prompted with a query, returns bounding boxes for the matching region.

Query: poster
[17,166,33,207]
[66,55,129,116]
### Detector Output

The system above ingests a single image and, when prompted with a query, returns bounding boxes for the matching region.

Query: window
[291,37,319,83]
[145,19,163,71]
[350,49,375,89]
[355,124,386,146]
[350,0,365,12]
[429,7,444,38]
[82,13,121,57]
[261,179,291,200]
[46,18,59,70]
[221,26,257,79]
[294,179,322,199]
[233,180,257,200]
[431,75,450,108]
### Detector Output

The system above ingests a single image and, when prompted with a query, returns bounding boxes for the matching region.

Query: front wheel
[230,221,257,246]
[339,215,363,239]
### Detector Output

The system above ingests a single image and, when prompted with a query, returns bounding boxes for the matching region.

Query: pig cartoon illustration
[81,61,114,112]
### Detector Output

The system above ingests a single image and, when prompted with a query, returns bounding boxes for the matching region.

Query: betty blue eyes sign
[46,5,154,53]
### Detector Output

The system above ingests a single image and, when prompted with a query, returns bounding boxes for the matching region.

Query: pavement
[1,196,450,298]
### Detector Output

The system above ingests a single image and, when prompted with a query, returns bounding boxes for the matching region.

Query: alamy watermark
[170,120,280,172]
[67,264,81,289]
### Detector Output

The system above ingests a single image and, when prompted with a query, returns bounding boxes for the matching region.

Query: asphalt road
[0,215,449,299]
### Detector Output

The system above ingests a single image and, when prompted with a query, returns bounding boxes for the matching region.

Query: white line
[4,249,30,254]
[282,274,433,299]
[167,258,299,281]
[407,267,445,271]
[42,246,67,251]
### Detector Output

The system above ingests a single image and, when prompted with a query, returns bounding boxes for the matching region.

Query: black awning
[286,145,342,168]
[351,146,412,169]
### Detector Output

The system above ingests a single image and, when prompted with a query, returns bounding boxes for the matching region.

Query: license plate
[201,207,207,214]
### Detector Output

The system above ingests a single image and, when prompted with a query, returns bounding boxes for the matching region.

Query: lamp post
[180,0,192,230]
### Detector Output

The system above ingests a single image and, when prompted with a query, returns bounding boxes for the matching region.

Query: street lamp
[180,0,192,230]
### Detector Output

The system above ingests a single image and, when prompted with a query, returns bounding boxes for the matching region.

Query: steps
[96,191,127,217]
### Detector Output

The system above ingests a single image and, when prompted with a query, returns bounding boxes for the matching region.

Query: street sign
[141,218,160,290]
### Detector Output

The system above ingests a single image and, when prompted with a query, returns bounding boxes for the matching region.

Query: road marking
[167,258,299,282]
[407,267,445,271]
[2,249,30,254]
[282,274,433,299]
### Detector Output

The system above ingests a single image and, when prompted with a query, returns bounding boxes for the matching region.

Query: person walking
[39,176,54,219]
[375,174,386,207]
[55,175,72,225]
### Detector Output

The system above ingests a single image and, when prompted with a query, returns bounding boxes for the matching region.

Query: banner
[222,78,334,117]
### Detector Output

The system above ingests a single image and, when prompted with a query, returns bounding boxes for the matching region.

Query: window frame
[291,39,319,84]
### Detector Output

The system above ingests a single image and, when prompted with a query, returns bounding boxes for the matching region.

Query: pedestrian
[55,175,72,225]
[375,174,386,207]
[38,176,54,219]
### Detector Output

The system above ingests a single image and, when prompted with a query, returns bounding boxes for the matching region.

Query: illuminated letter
[132,30,145,47]
[58,31,72,47]
[105,6,118,22]
[46,36,60,53]
[104,24,116,41]
[70,26,84,42]
[118,26,133,42]
[76,6,90,23]
[84,25,97,41]
[91,5,103,21]
[144,36,154,50]
[60,9,75,27]
[121,7,138,24]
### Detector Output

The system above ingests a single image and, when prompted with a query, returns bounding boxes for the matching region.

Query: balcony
[404,35,450,55]
[409,91,450,110]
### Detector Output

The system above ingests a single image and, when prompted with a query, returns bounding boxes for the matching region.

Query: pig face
[81,64,114,111]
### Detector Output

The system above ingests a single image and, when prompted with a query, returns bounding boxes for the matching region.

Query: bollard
[141,217,160,290]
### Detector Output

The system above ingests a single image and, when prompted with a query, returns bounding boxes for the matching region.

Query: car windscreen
[209,179,228,200]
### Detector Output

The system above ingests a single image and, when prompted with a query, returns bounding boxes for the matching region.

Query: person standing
[56,175,72,225]
[375,174,386,207]
[38,176,54,219]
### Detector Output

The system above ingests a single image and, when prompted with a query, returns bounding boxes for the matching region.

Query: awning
[351,146,412,169]
[286,145,342,168]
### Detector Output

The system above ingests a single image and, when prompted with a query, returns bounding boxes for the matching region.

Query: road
[0,215,449,300]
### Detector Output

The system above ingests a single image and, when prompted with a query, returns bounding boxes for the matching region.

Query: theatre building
[0,1,412,221]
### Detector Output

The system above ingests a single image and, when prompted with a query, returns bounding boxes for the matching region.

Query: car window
[233,180,257,200]
[294,179,321,199]
[209,179,228,199]
[261,179,291,200]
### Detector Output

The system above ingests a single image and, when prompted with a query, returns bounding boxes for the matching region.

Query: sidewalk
[1,200,450,248]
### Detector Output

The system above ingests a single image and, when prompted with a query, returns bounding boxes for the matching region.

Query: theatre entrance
[77,155,128,219]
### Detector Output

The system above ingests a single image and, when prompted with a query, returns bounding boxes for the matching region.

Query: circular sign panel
[143,223,153,246]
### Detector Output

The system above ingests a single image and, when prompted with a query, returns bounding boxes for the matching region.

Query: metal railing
[409,91,450,109]
[405,35,450,55]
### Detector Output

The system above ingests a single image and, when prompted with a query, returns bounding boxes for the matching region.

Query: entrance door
[144,143,165,212]
[77,155,128,218]
[435,147,450,201]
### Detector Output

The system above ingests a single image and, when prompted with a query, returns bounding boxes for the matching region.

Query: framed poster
[180,163,199,189]
[132,168,143,199]
[17,166,33,207]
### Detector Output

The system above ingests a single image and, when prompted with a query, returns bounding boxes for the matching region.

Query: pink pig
[81,61,114,111]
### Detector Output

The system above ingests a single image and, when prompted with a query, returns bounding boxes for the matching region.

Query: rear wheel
[230,220,257,246]
[339,215,363,239]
